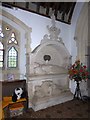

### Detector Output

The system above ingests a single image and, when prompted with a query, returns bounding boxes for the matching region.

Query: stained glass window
[8,47,18,68]
[0,42,4,67]
[0,24,18,69]
[8,32,18,44]
[0,26,4,38]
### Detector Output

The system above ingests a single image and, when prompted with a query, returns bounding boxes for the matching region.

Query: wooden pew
[1,79,28,118]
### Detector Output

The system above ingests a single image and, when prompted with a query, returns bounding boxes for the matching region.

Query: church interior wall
[70,2,84,64]
[0,2,88,96]
[69,2,85,93]
[70,2,88,94]
[2,6,71,54]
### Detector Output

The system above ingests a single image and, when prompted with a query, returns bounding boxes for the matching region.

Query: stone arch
[74,3,88,64]
[73,3,88,96]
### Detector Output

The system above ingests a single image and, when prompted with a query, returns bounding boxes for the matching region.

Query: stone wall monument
[27,13,73,111]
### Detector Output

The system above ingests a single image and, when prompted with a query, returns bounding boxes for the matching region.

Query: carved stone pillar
[87,2,90,97]
[25,29,32,82]
[75,3,88,64]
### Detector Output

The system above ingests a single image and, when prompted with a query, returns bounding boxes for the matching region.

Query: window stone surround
[0,8,32,81]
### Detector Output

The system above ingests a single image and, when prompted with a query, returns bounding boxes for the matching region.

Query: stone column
[25,29,32,82]
[87,2,90,97]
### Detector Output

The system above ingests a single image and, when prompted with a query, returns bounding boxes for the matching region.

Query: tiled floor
[14,99,89,119]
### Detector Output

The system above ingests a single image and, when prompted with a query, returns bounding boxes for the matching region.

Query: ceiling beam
[45,3,50,15]
[26,2,29,9]
[1,2,76,24]
[68,2,76,23]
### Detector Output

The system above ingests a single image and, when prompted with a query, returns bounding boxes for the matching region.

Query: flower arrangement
[68,60,88,81]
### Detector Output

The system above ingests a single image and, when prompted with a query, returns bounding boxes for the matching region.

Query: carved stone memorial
[27,13,73,111]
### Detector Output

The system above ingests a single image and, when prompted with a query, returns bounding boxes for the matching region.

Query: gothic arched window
[0,26,4,38]
[0,42,4,67]
[7,46,18,68]
[0,23,19,69]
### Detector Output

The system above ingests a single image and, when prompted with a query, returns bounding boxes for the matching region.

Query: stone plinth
[28,74,73,111]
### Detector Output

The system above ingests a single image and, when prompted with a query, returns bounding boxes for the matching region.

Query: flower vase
[74,80,82,99]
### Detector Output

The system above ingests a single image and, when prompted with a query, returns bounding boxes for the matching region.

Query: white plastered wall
[1,6,71,54]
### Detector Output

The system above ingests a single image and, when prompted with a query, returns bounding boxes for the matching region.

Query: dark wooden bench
[1,79,28,118]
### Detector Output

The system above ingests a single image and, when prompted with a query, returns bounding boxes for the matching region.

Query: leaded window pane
[0,62,3,67]
[0,26,4,38]
[8,47,18,68]
[0,42,4,68]
[8,32,18,44]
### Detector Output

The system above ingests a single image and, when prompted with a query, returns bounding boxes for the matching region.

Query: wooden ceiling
[2,2,76,24]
